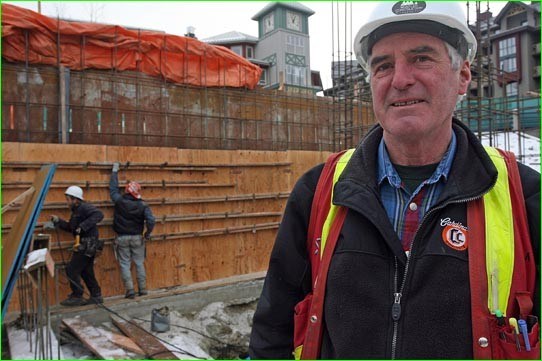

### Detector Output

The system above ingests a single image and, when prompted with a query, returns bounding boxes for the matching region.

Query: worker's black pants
[66,251,101,298]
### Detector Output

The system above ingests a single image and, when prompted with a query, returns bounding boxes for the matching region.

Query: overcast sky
[6,1,509,90]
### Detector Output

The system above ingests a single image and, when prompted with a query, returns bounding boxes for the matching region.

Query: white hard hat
[65,185,84,200]
[354,1,477,71]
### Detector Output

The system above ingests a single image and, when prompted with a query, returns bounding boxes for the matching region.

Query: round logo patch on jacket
[441,218,468,251]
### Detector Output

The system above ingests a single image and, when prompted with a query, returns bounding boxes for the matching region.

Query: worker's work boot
[60,294,87,307]
[138,289,148,296]
[125,289,136,299]
[86,295,104,305]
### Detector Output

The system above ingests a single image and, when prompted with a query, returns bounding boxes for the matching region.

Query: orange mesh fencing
[1,3,262,89]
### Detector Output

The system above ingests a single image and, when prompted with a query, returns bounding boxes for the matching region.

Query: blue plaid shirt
[377,133,457,251]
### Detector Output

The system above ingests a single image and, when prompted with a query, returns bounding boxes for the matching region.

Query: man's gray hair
[444,42,464,71]
[444,42,469,104]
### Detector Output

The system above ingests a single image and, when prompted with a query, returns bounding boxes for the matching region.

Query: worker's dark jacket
[57,202,104,256]
[109,172,155,236]
[249,119,540,359]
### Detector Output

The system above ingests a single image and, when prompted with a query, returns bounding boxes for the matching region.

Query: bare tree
[85,3,106,23]
[52,1,68,19]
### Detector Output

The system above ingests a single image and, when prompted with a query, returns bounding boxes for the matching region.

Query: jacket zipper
[389,186,495,359]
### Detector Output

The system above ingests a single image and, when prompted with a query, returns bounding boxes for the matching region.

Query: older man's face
[369,32,471,144]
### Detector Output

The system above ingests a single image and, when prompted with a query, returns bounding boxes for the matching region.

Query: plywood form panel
[2,143,330,309]
[287,150,330,181]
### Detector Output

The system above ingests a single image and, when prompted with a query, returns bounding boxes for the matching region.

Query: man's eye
[374,63,392,74]
[414,56,430,63]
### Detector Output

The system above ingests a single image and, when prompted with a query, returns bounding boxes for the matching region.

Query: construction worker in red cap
[110,162,155,299]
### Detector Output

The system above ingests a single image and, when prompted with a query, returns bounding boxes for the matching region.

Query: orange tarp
[1,3,262,89]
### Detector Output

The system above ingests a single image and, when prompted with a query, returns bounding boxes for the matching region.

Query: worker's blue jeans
[114,234,146,292]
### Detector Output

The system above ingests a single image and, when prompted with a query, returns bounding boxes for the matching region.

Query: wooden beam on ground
[96,328,145,355]
[62,317,131,359]
[111,316,178,359]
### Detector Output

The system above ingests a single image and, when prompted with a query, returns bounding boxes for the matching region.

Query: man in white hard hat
[51,185,105,306]
[250,2,539,359]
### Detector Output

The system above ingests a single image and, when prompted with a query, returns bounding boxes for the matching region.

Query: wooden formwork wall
[2,142,329,310]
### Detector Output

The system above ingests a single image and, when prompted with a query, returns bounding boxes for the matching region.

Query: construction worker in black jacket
[110,162,155,299]
[51,185,104,306]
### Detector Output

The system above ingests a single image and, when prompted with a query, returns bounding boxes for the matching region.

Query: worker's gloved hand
[43,221,56,230]
[112,162,120,172]
[144,232,151,241]
[75,227,82,235]
[50,215,59,224]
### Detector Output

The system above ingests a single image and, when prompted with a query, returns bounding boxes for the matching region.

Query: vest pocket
[491,317,540,359]
[293,293,313,358]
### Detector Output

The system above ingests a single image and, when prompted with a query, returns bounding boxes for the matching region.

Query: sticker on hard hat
[392,1,426,15]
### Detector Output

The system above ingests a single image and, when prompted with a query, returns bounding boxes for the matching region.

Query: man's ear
[458,61,472,95]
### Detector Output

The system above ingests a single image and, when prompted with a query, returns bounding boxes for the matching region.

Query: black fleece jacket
[57,201,104,239]
[249,120,540,359]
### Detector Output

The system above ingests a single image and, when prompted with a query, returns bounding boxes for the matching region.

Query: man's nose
[390,60,415,90]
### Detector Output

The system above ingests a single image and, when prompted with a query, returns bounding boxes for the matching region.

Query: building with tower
[203,2,322,94]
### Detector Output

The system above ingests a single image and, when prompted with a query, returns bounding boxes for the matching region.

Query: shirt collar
[377,131,457,188]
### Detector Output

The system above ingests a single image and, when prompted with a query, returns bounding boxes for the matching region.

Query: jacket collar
[376,132,457,188]
[334,118,498,209]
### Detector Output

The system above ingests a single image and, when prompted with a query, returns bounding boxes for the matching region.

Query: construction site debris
[151,306,171,333]
[7,323,64,360]
[62,317,131,359]
[111,315,179,359]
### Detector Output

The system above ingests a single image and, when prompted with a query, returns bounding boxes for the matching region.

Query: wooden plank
[96,328,145,355]
[2,164,56,317]
[111,316,178,360]
[62,317,131,359]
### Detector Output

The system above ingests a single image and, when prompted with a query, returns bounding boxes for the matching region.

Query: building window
[286,35,304,55]
[498,37,517,72]
[246,46,254,59]
[259,69,267,85]
[506,12,528,28]
[505,82,518,97]
[231,45,242,56]
[286,64,306,86]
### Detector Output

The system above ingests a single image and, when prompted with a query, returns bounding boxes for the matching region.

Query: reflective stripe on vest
[320,146,514,311]
[483,146,514,315]
[320,148,355,257]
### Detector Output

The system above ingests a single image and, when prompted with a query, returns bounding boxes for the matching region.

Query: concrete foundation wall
[2,62,376,151]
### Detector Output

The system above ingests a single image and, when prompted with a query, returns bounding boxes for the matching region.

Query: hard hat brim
[354,3,477,71]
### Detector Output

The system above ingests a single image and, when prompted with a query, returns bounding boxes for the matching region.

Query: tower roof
[251,2,314,20]
[203,31,259,45]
